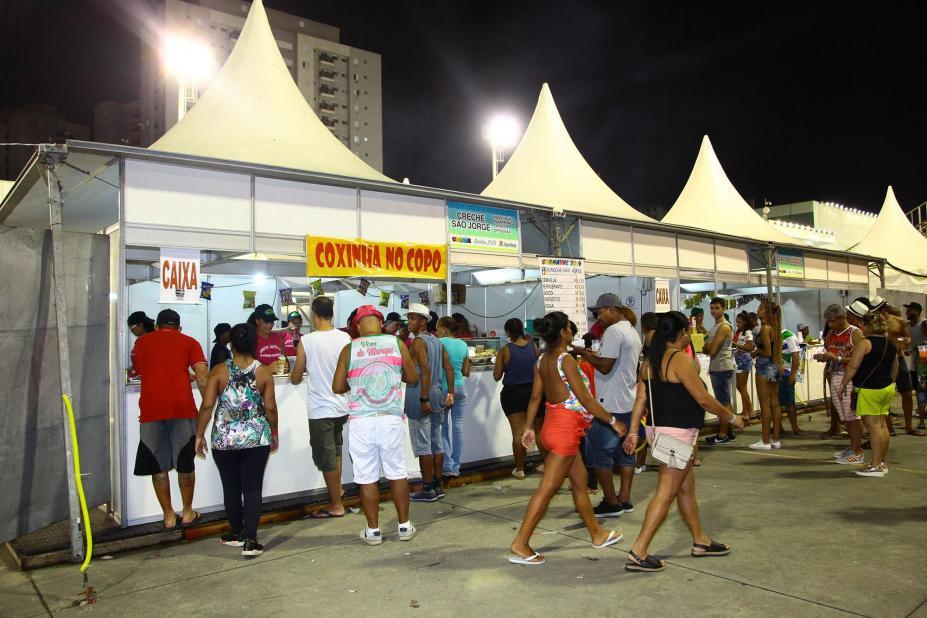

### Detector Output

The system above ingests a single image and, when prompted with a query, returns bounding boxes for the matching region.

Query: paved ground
[2,411,926,617]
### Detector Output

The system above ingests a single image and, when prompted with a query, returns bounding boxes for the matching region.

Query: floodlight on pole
[482,114,521,179]
[162,35,215,122]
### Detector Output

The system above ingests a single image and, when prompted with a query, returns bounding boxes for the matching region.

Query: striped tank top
[346,334,404,417]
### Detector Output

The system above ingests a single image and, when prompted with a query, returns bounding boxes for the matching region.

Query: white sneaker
[359,528,383,546]
[634,465,646,475]
[832,448,852,459]
[512,468,526,480]
[834,452,865,465]
[398,523,416,541]
[749,441,772,451]
[770,440,782,449]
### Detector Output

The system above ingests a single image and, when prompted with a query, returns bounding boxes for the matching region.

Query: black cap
[213,322,231,342]
[904,302,923,313]
[385,311,402,322]
[156,309,180,327]
[127,311,150,326]
[252,303,278,323]
[288,310,301,320]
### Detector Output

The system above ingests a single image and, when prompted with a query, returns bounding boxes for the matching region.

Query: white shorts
[348,415,408,485]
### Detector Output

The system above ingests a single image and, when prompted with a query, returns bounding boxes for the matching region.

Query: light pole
[482,114,521,179]
[163,35,215,122]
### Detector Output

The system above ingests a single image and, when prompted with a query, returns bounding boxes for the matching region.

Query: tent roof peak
[149,0,391,182]
[480,83,652,222]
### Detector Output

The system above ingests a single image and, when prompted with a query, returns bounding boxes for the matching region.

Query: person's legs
[629,464,689,558]
[151,473,176,527]
[178,473,196,523]
[359,483,380,529]
[510,452,575,558]
[430,411,445,483]
[770,381,783,443]
[418,454,435,485]
[309,417,346,515]
[862,416,886,468]
[901,391,922,435]
[846,419,864,455]
[756,376,771,444]
[240,446,271,539]
[584,420,615,501]
[566,456,613,546]
[212,449,244,534]
[736,372,753,425]
[616,466,635,503]
[674,465,711,547]
[390,479,410,523]
[506,412,527,473]
[709,371,735,439]
[169,419,198,523]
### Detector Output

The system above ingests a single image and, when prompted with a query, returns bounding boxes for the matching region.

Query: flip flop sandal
[592,530,623,549]
[309,509,346,519]
[625,550,664,572]
[691,540,731,557]
[508,552,545,565]
[179,511,201,528]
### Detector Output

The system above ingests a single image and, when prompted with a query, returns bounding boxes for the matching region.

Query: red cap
[353,305,384,329]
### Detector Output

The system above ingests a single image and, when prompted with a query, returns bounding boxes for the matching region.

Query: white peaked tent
[150,0,391,183]
[852,186,927,291]
[481,83,653,221]
[663,136,793,244]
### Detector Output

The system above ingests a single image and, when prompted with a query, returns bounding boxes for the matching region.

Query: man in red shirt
[133,309,209,529]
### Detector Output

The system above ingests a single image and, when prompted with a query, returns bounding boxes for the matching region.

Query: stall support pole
[877,261,886,289]
[42,146,84,563]
[765,245,775,301]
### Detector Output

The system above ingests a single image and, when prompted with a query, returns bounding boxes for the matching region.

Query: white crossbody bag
[646,370,694,470]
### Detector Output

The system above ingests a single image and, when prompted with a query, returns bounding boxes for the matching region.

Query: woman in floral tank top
[197,323,278,558]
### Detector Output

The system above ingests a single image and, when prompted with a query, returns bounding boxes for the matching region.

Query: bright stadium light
[162,35,215,122]
[482,113,521,179]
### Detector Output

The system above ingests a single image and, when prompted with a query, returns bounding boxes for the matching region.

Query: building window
[353,58,359,65]
[353,136,360,144]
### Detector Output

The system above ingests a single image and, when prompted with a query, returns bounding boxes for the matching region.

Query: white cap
[405,302,431,318]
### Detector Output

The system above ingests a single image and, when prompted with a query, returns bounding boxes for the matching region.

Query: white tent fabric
[853,186,927,291]
[663,136,793,244]
[150,0,391,183]
[481,84,652,221]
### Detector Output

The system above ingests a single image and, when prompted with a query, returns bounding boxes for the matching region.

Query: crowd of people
[126,290,925,566]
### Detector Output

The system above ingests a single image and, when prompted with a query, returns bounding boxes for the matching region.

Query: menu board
[539,257,588,336]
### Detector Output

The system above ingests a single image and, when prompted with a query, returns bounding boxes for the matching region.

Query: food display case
[465,337,504,368]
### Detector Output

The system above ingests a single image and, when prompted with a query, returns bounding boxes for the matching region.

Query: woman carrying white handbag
[623,311,743,572]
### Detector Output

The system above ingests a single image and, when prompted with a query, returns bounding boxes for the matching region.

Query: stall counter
[122,370,517,526]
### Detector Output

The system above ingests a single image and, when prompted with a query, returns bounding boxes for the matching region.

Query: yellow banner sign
[306,236,447,280]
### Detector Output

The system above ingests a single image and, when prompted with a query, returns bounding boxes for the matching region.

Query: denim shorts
[709,370,734,406]
[408,412,444,457]
[778,372,796,407]
[735,353,753,374]
[584,412,643,469]
[755,356,779,383]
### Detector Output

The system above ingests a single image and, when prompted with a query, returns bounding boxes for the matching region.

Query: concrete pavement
[2,413,926,617]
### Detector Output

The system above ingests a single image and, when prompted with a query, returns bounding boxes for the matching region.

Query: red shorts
[540,402,591,456]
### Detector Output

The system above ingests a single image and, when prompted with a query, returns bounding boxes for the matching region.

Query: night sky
[1,0,925,216]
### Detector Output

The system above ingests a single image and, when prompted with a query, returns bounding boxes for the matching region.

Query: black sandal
[691,540,731,557]
[625,550,665,572]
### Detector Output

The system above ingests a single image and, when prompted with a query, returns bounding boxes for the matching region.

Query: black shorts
[134,418,196,476]
[896,364,913,393]
[500,383,533,416]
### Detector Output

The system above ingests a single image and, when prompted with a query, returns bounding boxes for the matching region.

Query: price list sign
[539,257,588,336]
